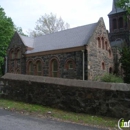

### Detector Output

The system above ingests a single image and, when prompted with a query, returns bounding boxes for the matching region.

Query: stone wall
[7,32,85,79]
[26,50,85,80]
[1,73,130,119]
[7,32,27,74]
[87,18,114,80]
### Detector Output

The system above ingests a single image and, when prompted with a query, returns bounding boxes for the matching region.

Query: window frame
[28,61,33,75]
[102,62,105,70]
[36,60,42,76]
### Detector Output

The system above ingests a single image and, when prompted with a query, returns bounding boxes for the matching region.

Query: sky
[1,0,113,34]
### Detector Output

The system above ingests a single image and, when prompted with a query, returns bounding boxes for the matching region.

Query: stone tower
[108,0,130,46]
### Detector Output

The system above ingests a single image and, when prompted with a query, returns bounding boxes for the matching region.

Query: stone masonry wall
[1,73,130,119]
[26,51,84,80]
[7,32,27,74]
[87,18,114,80]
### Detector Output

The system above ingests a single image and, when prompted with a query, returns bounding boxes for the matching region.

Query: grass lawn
[0,99,119,129]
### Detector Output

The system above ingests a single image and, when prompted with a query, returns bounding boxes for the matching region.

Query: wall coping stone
[1,73,130,91]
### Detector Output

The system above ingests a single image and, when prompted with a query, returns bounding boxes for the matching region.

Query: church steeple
[108,0,130,46]
[108,0,125,15]
[112,0,117,11]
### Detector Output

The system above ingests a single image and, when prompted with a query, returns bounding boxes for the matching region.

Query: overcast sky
[1,0,113,34]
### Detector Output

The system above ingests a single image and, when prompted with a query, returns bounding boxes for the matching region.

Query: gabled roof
[108,0,125,16]
[26,22,98,54]
[18,34,34,48]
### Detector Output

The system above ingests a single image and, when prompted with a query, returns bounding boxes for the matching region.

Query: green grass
[0,99,118,129]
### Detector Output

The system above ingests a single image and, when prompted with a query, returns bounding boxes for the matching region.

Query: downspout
[5,56,7,74]
[82,50,85,80]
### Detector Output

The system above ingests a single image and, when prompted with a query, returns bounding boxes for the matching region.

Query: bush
[120,47,130,83]
[100,73,123,83]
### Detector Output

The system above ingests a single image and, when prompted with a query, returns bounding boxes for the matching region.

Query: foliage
[15,26,27,36]
[0,6,15,75]
[28,13,70,37]
[116,1,130,83]
[95,73,123,83]
[116,0,130,19]
[101,74,123,83]
[119,47,130,83]
[116,0,130,12]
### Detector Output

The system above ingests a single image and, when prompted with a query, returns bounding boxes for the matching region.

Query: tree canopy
[116,1,130,83]
[116,0,130,19]
[120,47,130,83]
[28,13,70,37]
[15,26,27,36]
[116,0,130,12]
[0,6,15,74]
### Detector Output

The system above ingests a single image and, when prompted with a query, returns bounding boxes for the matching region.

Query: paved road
[0,109,108,130]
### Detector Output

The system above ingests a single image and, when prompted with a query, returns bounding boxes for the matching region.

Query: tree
[120,47,130,83]
[28,13,70,37]
[116,0,130,83]
[15,26,28,36]
[0,6,15,75]
[116,0,130,19]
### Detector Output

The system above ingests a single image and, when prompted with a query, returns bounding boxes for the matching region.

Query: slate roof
[19,34,34,48]
[20,22,98,54]
[108,0,125,15]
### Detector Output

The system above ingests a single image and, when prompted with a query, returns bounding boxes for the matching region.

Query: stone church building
[7,0,127,80]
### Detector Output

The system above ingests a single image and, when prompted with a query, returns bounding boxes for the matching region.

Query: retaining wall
[1,73,130,118]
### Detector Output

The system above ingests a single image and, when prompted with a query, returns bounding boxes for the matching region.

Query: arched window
[65,60,75,70]
[36,61,42,76]
[109,67,112,74]
[68,61,73,69]
[97,37,101,48]
[113,19,117,29]
[28,62,33,75]
[102,62,105,70]
[105,41,107,50]
[51,59,58,77]
[109,49,112,57]
[10,51,15,59]
[16,50,21,59]
[16,69,20,74]
[101,37,104,49]
[10,69,14,73]
[119,17,123,28]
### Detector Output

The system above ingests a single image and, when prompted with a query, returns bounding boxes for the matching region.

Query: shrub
[100,73,123,83]
[120,47,130,83]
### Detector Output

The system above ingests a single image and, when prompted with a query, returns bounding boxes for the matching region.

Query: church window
[16,50,21,59]
[102,62,105,70]
[36,61,42,76]
[105,41,107,50]
[51,59,58,77]
[68,61,73,69]
[11,51,15,59]
[109,67,112,74]
[97,37,101,48]
[16,69,20,74]
[28,61,33,75]
[109,49,112,57]
[10,69,14,73]
[119,17,123,28]
[66,60,75,70]
[101,37,104,49]
[113,19,117,29]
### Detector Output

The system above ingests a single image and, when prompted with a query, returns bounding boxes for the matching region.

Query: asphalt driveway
[0,109,108,130]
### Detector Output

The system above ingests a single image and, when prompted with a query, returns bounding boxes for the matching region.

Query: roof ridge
[34,22,98,39]
[18,32,34,48]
